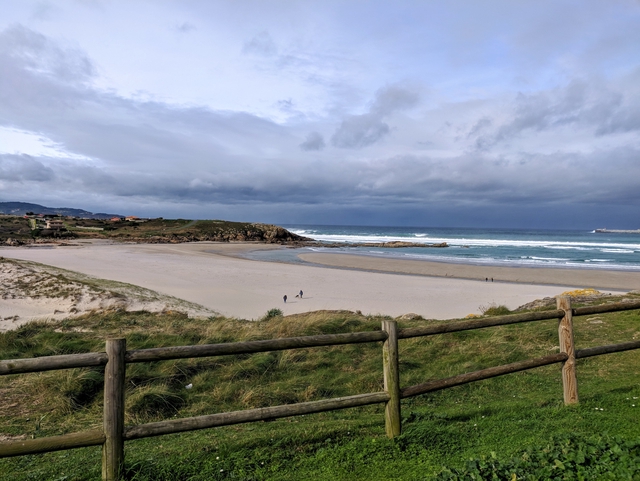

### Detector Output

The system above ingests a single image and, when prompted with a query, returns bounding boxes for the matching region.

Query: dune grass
[1,295,639,480]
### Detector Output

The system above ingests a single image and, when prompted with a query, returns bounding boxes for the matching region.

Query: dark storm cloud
[91,146,639,209]
[299,131,325,151]
[0,153,55,181]
[331,85,419,149]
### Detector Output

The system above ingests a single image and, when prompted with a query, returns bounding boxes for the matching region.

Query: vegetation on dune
[0,257,214,319]
[1,293,639,479]
[0,215,35,243]
[479,302,512,316]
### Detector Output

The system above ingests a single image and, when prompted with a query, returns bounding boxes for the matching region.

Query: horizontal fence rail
[1,296,639,480]
[573,300,640,316]
[0,430,105,458]
[398,309,565,339]
[125,331,388,363]
[125,392,390,440]
[401,353,568,398]
[0,352,108,375]
[576,340,640,359]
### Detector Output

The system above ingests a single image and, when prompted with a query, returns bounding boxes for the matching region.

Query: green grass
[1,297,639,480]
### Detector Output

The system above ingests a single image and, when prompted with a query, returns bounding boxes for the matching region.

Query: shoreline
[296,251,640,291]
[0,241,635,324]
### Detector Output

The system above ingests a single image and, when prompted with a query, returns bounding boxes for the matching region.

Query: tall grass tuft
[126,384,186,423]
[479,303,512,316]
[259,308,283,322]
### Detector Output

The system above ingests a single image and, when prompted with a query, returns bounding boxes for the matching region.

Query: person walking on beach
[283,295,287,303]
[299,290,303,298]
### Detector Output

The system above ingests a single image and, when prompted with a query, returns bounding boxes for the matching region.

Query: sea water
[244,225,640,271]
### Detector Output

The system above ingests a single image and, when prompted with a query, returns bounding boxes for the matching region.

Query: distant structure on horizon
[595,228,640,234]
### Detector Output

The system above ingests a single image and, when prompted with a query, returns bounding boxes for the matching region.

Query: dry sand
[1,241,636,328]
[0,253,215,331]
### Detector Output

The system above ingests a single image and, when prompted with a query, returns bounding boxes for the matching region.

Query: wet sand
[298,252,640,291]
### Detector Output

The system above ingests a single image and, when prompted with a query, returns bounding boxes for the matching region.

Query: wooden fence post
[103,338,126,481]
[557,296,578,405]
[382,320,401,437]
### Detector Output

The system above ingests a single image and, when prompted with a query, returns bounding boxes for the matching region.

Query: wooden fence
[1,296,640,480]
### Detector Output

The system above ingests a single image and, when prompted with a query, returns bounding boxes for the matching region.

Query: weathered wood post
[557,296,578,404]
[382,320,401,437]
[103,338,126,481]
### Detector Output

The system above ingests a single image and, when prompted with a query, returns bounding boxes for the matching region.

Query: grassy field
[1,293,639,480]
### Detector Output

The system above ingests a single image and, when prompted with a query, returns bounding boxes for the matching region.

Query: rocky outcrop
[132,224,311,245]
[514,291,616,311]
[252,224,308,243]
[4,238,24,246]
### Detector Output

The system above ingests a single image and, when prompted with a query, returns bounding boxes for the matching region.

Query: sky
[0,0,639,228]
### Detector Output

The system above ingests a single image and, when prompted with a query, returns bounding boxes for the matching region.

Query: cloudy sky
[1,1,639,228]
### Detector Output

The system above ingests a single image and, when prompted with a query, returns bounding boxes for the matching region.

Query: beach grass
[1,297,639,479]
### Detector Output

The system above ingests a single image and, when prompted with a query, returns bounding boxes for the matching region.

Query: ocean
[244,225,640,272]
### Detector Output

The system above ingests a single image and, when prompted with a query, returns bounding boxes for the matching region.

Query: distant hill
[0,202,124,219]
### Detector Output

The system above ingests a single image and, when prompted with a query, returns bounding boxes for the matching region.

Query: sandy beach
[0,241,636,327]
[298,252,640,291]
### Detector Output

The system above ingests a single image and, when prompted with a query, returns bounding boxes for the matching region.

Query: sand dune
[0,253,214,331]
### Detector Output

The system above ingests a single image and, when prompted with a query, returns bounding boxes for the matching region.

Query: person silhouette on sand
[299,290,303,298]
[283,295,287,303]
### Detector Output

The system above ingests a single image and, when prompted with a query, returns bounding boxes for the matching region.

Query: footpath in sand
[0,241,635,326]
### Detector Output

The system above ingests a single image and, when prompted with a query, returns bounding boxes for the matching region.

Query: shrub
[260,308,283,321]
[480,303,511,316]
